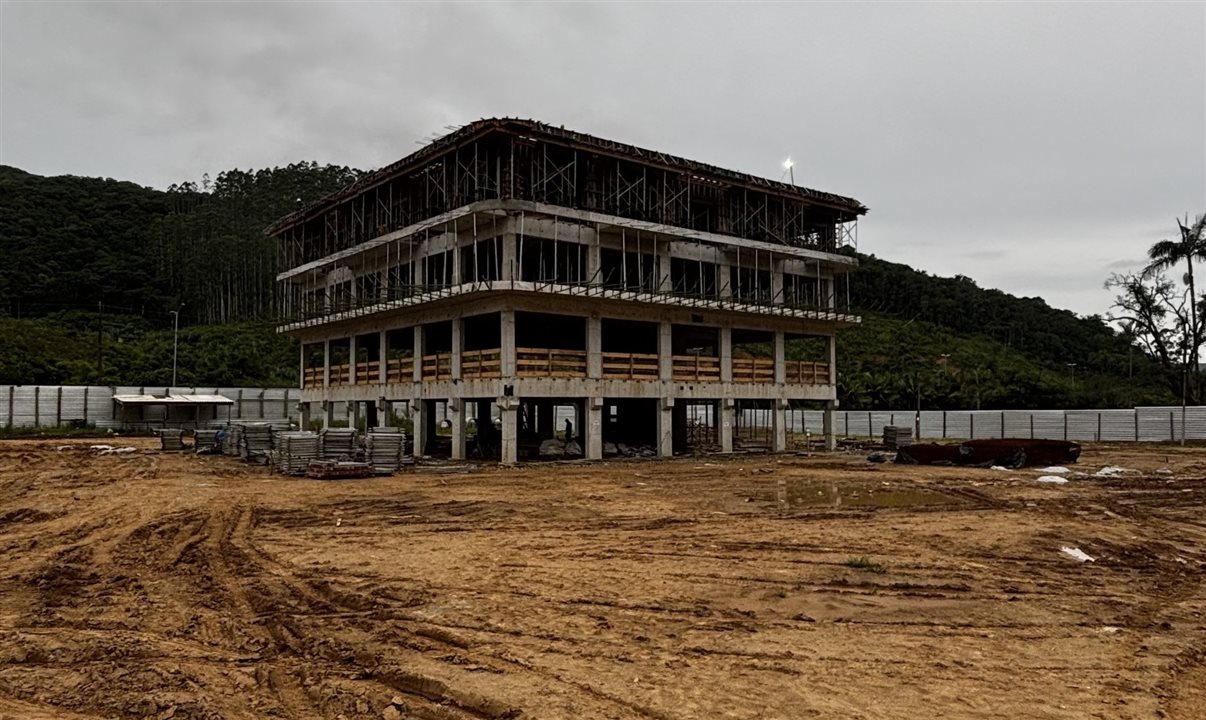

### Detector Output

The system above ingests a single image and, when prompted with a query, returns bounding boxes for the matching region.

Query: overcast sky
[2,2,1203,318]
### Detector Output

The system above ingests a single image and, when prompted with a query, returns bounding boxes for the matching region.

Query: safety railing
[600,352,660,381]
[785,361,829,385]
[421,353,453,381]
[329,363,350,386]
[516,347,588,378]
[353,360,379,384]
[302,367,323,389]
[386,356,414,383]
[462,348,502,379]
[672,355,721,382]
[732,357,775,384]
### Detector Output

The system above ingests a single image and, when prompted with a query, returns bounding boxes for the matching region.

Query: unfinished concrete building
[271,119,865,463]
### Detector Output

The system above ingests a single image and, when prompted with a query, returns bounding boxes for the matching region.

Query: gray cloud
[1,1,1202,317]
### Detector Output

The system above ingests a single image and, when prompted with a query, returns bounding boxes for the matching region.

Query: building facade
[271,119,865,463]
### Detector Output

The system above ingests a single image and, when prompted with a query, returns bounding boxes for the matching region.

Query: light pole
[169,308,181,388]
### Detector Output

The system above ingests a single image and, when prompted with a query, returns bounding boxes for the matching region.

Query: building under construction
[271,118,865,463]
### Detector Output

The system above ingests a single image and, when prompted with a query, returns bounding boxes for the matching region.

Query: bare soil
[1,439,1204,719]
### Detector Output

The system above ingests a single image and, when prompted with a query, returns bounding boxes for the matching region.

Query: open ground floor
[2,439,1205,719]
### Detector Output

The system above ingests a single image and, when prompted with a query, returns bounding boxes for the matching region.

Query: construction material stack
[883,425,913,450]
[158,430,185,451]
[239,423,274,463]
[366,426,409,473]
[320,428,359,460]
[194,429,221,454]
[274,431,320,475]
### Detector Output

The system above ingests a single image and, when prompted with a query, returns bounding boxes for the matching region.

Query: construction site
[273,118,861,463]
[1,438,1205,719]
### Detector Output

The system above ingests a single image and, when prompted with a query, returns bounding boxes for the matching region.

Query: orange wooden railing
[329,363,350,386]
[462,348,502,379]
[601,352,660,381]
[671,355,721,382]
[353,360,380,384]
[421,353,453,381]
[784,360,830,385]
[516,347,588,378]
[732,357,776,384]
[303,367,323,389]
[386,356,413,383]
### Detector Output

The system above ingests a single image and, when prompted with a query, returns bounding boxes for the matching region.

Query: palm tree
[1144,214,1206,402]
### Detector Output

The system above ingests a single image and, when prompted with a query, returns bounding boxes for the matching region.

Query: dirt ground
[0,439,1204,720]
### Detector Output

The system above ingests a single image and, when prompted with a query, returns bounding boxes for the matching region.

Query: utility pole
[169,307,181,388]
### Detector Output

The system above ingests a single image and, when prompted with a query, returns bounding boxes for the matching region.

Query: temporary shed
[112,394,234,430]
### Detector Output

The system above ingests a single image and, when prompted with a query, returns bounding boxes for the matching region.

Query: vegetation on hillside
[0,163,1179,408]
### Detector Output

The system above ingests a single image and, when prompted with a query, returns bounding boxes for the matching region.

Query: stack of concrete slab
[883,425,913,449]
[194,429,221,454]
[239,423,275,463]
[366,427,408,472]
[320,428,359,460]
[158,430,185,451]
[274,431,320,475]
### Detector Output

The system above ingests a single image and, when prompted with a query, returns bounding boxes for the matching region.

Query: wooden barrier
[421,353,452,381]
[601,352,660,381]
[671,355,721,382]
[784,361,829,385]
[302,367,323,389]
[462,348,502,379]
[329,363,350,386]
[353,360,379,384]
[516,347,588,378]
[386,356,414,383]
[732,357,775,384]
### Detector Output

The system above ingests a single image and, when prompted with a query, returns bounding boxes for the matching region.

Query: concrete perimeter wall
[786,407,1206,443]
[2,385,300,429]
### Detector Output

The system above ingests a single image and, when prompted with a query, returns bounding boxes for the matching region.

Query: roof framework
[272,119,867,270]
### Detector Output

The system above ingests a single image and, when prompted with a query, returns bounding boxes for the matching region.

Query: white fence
[786,406,1206,443]
[2,385,299,429]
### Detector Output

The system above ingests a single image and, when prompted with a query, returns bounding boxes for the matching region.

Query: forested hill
[0,165,1173,408]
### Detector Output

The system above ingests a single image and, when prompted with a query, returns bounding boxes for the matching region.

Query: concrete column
[323,339,331,388]
[657,241,672,293]
[413,326,424,383]
[451,234,463,285]
[349,399,359,431]
[500,310,517,378]
[299,343,306,390]
[586,228,601,285]
[375,398,389,428]
[451,317,464,380]
[450,398,466,460]
[322,400,332,429]
[771,258,784,304]
[587,397,603,460]
[587,315,602,378]
[411,402,425,457]
[719,326,733,383]
[823,400,836,451]
[773,331,786,385]
[300,402,311,431]
[349,335,357,385]
[720,399,734,453]
[657,398,674,458]
[501,233,518,283]
[378,330,388,385]
[772,399,787,452]
[658,320,673,381]
[499,401,518,465]
[719,254,733,300]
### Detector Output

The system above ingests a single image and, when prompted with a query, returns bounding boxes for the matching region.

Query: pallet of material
[305,460,374,480]
[274,431,320,475]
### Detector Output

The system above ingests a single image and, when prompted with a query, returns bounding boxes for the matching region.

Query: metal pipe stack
[239,423,275,463]
[274,431,320,475]
[194,429,221,454]
[320,428,359,460]
[366,427,408,473]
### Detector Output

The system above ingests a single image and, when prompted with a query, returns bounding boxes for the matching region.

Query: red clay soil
[0,438,1204,719]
